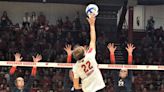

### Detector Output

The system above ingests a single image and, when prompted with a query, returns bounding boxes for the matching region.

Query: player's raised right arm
[87,15,96,49]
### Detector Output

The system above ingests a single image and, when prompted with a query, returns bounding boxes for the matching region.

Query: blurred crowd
[0,11,163,92]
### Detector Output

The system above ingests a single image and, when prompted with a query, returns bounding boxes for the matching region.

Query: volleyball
[86,4,99,17]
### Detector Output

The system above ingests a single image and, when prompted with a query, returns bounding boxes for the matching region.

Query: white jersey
[72,48,105,92]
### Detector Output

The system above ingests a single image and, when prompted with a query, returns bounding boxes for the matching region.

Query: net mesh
[0,66,163,92]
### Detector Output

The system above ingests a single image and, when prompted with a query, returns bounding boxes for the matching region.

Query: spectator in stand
[38,20,50,38]
[14,23,21,31]
[31,12,37,24]
[73,11,82,30]
[146,16,155,31]
[63,16,73,30]
[44,21,50,32]
[9,53,42,92]
[38,12,46,27]
[22,12,31,31]
[65,32,74,44]
[57,18,63,29]
[0,11,12,28]
[107,43,135,92]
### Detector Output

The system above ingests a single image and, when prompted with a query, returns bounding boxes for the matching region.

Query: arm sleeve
[9,67,16,89]
[31,67,37,77]
[67,54,72,63]
[110,54,116,64]
[128,55,133,65]
[9,67,16,75]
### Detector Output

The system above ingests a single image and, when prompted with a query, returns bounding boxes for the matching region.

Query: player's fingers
[65,45,68,48]
[131,44,134,47]
[39,55,42,59]
[110,43,112,47]
[107,43,110,48]
[68,45,72,48]
[111,43,113,47]
[32,56,35,59]
[127,44,130,48]
[39,55,42,60]
[114,46,117,50]
[36,54,39,57]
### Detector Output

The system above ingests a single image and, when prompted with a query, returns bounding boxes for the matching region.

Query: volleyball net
[0,61,163,70]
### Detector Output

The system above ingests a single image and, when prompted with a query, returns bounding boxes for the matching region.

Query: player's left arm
[73,78,82,90]
[125,43,135,65]
[72,67,81,90]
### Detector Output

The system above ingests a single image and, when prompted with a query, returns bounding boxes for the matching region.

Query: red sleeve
[128,55,133,65]
[9,67,16,75]
[67,54,72,63]
[110,54,115,64]
[31,67,37,77]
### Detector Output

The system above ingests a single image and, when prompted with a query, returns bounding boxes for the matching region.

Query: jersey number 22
[81,61,93,73]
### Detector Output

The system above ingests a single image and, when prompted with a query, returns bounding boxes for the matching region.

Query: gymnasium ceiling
[0,0,164,5]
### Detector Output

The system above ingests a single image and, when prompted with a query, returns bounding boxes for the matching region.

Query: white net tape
[0,61,163,70]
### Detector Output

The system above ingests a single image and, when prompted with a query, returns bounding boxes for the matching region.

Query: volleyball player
[107,43,135,92]
[70,15,105,92]
[9,53,42,92]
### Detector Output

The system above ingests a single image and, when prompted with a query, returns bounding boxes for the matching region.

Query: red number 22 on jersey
[81,61,93,73]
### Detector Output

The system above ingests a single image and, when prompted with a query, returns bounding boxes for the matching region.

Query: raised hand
[64,44,72,55]
[125,43,135,55]
[14,53,23,62]
[87,14,96,26]
[107,43,117,54]
[32,54,42,63]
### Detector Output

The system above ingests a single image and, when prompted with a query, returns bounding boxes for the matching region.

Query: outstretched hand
[87,14,96,26]
[64,44,72,55]
[32,54,42,63]
[125,43,135,55]
[14,53,23,62]
[107,43,117,54]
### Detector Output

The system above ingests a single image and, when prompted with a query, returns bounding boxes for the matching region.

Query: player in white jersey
[71,14,105,92]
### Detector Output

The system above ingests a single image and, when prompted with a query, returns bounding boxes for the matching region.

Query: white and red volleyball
[85,4,99,17]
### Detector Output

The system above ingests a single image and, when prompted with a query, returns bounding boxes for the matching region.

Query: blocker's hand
[107,43,117,54]
[64,44,72,55]
[14,53,23,62]
[125,43,135,55]
[32,54,42,63]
